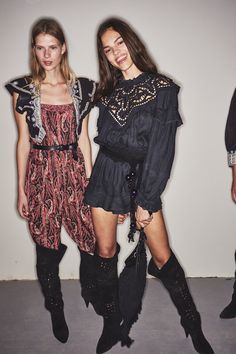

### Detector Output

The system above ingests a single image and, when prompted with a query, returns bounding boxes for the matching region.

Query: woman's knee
[151,248,171,268]
[96,242,117,258]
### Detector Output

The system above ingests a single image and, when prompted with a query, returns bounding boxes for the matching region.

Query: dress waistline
[32,142,78,161]
[100,146,144,166]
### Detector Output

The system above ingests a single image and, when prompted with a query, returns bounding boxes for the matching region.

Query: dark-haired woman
[5,18,96,343]
[84,18,214,354]
[222,88,236,319]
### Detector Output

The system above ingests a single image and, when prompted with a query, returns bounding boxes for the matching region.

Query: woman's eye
[104,49,111,54]
[117,40,124,45]
[51,46,57,50]
[35,46,42,50]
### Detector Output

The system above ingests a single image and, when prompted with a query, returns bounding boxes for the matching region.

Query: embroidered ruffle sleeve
[69,77,97,136]
[225,88,236,166]
[5,76,44,141]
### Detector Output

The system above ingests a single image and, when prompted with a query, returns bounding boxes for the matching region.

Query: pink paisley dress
[25,103,95,252]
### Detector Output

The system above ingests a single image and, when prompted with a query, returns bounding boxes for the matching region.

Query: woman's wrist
[18,186,25,195]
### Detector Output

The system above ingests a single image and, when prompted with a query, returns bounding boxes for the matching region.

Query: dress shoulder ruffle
[5,76,32,96]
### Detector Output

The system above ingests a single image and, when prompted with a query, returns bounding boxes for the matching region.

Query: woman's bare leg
[144,210,171,267]
[91,207,118,257]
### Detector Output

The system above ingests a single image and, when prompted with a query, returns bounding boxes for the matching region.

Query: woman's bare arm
[13,92,30,218]
[78,115,93,178]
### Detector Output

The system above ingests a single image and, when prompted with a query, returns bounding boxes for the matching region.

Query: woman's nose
[113,47,120,56]
[44,49,50,58]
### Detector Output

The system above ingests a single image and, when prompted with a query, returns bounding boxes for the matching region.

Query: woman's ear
[62,43,66,55]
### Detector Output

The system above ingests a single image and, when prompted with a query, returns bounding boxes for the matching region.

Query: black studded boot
[148,252,214,354]
[220,251,236,319]
[36,243,69,343]
[94,245,122,354]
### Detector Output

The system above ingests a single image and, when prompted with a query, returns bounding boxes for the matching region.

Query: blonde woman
[5,18,96,343]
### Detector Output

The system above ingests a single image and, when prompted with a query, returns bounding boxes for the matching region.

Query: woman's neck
[42,69,65,86]
[39,69,72,105]
[121,64,142,80]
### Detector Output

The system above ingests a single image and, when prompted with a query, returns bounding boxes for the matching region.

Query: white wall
[1,0,236,280]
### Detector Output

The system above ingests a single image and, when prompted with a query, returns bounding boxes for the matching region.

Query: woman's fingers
[136,214,153,227]
[136,218,152,228]
[117,214,127,224]
[18,201,29,219]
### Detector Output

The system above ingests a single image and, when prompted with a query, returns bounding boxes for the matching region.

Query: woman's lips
[43,61,53,66]
[116,55,127,65]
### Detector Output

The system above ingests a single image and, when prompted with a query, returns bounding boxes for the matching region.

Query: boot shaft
[36,244,67,311]
[148,252,199,324]
[148,252,214,353]
[36,243,67,267]
[95,246,120,317]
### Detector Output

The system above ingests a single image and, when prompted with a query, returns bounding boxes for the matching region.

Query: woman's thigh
[91,207,118,257]
[144,210,171,266]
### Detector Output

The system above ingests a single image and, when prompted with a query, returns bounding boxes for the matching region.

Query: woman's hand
[18,191,29,219]
[117,214,128,224]
[135,205,153,228]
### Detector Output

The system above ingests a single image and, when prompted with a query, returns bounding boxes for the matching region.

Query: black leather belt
[32,142,78,161]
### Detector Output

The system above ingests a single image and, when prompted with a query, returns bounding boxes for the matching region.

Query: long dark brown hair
[30,17,74,89]
[96,17,158,99]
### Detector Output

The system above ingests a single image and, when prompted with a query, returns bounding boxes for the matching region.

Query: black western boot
[36,243,69,343]
[148,252,214,354]
[94,246,122,354]
[220,251,236,319]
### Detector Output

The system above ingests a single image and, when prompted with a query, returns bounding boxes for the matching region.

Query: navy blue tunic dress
[85,72,182,214]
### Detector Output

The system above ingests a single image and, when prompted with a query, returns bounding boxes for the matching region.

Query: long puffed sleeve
[135,85,182,212]
[225,88,236,166]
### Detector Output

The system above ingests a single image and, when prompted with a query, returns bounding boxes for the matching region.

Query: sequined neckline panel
[100,74,172,126]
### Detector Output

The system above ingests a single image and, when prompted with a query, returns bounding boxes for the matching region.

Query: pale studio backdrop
[0,0,236,280]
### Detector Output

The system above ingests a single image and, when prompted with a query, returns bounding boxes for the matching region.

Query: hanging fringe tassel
[119,228,147,345]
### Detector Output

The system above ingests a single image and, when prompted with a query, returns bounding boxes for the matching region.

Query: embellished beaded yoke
[101,74,173,126]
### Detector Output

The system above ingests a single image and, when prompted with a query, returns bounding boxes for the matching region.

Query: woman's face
[34,33,65,72]
[101,28,134,74]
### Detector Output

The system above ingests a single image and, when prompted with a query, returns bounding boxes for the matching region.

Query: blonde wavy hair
[30,17,75,89]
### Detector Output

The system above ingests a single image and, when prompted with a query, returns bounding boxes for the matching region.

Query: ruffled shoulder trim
[154,82,182,126]
[72,77,97,119]
[5,75,45,142]
[73,77,97,100]
[5,76,32,96]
